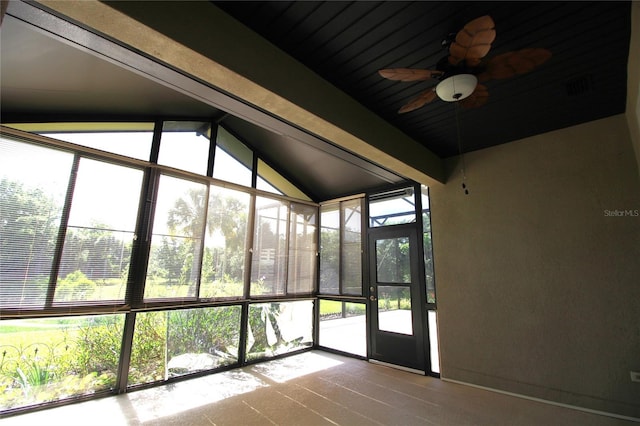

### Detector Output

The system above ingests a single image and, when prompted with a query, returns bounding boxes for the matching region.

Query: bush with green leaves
[128,311,167,385]
[0,337,113,410]
[55,271,97,301]
[167,307,240,359]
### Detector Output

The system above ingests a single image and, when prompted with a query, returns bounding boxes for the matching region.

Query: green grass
[0,325,49,334]
[319,300,366,316]
[0,319,70,335]
[0,324,76,348]
[319,300,342,315]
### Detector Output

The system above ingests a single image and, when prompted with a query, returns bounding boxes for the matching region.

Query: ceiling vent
[565,74,594,96]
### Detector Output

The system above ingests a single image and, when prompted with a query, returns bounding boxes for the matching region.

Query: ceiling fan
[379,15,552,113]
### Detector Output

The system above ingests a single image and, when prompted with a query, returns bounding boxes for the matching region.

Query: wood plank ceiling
[214,1,631,158]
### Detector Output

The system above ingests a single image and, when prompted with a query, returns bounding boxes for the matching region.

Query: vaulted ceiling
[214,1,631,158]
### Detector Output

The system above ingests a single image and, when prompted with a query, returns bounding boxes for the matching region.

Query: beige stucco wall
[430,114,640,417]
[627,1,640,180]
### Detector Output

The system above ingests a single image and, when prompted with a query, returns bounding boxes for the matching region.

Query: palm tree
[167,188,208,287]
[167,187,248,289]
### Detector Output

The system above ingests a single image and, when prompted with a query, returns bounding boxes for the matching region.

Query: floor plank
[1,351,636,426]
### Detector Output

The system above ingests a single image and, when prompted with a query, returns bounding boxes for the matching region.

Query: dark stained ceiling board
[215,1,631,157]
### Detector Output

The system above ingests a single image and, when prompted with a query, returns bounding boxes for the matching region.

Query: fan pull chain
[455,102,469,195]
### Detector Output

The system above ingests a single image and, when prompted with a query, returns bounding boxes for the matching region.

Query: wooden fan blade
[478,48,552,81]
[378,68,442,82]
[463,15,496,34]
[459,84,489,109]
[449,15,496,66]
[398,89,437,113]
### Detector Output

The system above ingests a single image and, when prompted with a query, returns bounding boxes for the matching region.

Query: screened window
[6,122,155,161]
[213,126,253,187]
[144,175,207,300]
[375,237,411,284]
[246,300,313,361]
[128,306,241,387]
[318,300,366,356]
[428,310,440,373]
[287,203,317,294]
[200,186,251,299]
[319,204,340,294]
[257,159,311,201]
[421,185,436,303]
[256,161,282,195]
[55,158,143,303]
[251,197,288,296]
[0,315,124,411]
[342,199,363,295]
[369,186,416,227]
[1,120,320,415]
[250,197,317,296]
[319,198,363,296]
[158,121,211,175]
[0,138,73,309]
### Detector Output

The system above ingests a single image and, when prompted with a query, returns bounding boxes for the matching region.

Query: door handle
[370,295,377,301]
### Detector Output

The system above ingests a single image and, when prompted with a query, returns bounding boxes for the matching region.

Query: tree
[152,237,184,285]
[58,225,130,282]
[167,187,208,286]
[0,178,61,306]
[164,187,248,291]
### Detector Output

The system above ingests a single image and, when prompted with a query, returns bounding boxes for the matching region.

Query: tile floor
[1,351,636,426]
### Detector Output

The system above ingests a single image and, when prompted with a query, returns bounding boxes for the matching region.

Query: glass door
[368,224,427,372]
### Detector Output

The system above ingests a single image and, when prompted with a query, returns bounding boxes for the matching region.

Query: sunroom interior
[1,0,640,422]
[0,0,438,417]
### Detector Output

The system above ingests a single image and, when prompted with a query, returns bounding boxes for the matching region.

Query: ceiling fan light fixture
[435,74,478,101]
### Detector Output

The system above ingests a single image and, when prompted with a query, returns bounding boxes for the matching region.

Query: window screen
[246,300,313,361]
[319,198,363,296]
[341,199,362,295]
[55,158,143,304]
[369,186,416,227]
[213,126,253,187]
[200,186,251,299]
[0,137,73,309]
[158,121,211,175]
[144,175,207,300]
[7,122,155,161]
[287,203,317,294]
[251,197,288,296]
[319,204,340,294]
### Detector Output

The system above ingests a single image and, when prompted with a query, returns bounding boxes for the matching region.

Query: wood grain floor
[2,351,636,425]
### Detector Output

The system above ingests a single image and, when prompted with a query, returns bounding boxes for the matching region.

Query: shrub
[56,271,97,301]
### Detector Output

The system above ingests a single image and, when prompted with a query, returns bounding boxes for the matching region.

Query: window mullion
[244,194,257,300]
[207,122,217,177]
[45,153,80,308]
[282,203,291,296]
[360,197,367,297]
[238,193,257,366]
[115,311,136,393]
[194,184,211,299]
[127,167,160,306]
[338,201,345,295]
